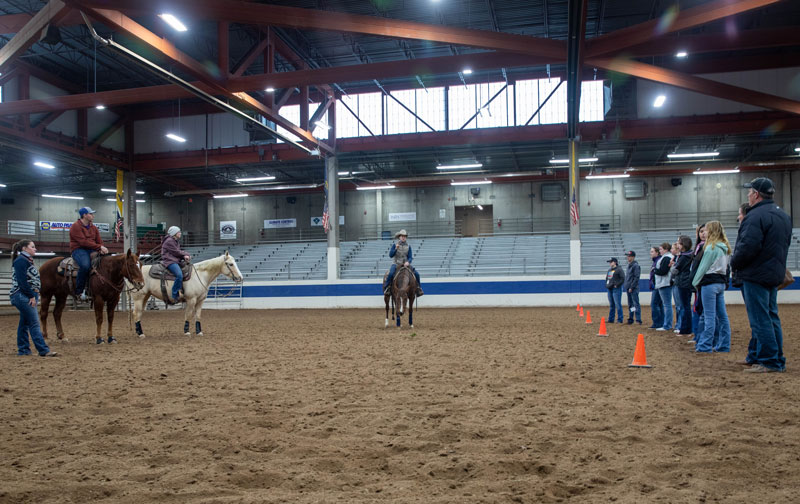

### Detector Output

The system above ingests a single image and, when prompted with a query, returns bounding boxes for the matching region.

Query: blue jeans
[167,263,184,300]
[742,281,785,370]
[11,291,50,356]
[675,287,693,334]
[607,287,622,322]
[658,286,673,330]
[740,286,757,364]
[673,286,683,330]
[383,264,421,290]
[650,290,663,328]
[72,248,92,295]
[696,282,731,353]
[626,289,641,323]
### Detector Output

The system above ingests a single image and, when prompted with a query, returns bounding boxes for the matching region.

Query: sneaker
[41,351,59,357]
[673,329,680,334]
[743,364,783,373]
[655,328,667,332]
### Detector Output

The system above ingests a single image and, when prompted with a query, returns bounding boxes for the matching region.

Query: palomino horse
[131,252,243,338]
[384,266,417,328]
[39,250,145,344]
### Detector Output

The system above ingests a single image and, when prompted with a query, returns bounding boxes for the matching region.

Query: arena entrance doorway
[455,205,493,237]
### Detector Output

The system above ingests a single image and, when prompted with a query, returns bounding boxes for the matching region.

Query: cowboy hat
[394,229,408,238]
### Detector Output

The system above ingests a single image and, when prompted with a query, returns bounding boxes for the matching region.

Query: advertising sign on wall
[264,219,297,229]
[8,220,36,235]
[388,212,416,222]
[39,221,73,231]
[311,215,344,227]
[220,220,237,240]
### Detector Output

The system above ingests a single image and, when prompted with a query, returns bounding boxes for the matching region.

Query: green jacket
[692,242,729,288]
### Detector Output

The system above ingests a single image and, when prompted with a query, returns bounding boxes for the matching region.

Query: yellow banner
[116,170,124,218]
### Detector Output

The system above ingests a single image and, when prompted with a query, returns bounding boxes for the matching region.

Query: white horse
[130,252,243,338]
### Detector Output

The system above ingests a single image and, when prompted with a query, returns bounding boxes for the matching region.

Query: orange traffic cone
[576,303,581,312]
[597,317,608,336]
[579,306,584,318]
[585,310,592,324]
[628,333,653,368]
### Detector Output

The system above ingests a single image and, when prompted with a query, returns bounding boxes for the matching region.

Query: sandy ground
[1,304,799,503]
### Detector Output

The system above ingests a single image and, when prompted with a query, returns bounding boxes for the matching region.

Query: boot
[383,285,391,296]
[415,287,424,297]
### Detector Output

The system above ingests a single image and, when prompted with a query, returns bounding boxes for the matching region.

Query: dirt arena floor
[1,304,799,503]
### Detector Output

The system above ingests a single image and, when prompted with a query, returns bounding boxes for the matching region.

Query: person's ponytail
[11,239,32,262]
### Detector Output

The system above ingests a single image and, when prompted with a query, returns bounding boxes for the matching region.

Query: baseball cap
[743,177,775,195]
[624,250,636,257]
[78,207,96,216]
[606,257,619,264]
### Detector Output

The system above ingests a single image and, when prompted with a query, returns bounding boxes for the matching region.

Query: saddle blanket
[149,262,193,281]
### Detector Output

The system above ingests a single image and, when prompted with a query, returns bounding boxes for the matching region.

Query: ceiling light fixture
[675,51,688,58]
[451,180,492,186]
[437,163,483,170]
[101,189,145,194]
[691,168,740,175]
[337,171,350,176]
[795,147,800,152]
[549,157,598,164]
[0,183,6,188]
[476,204,484,210]
[213,193,249,199]
[42,194,83,200]
[462,68,473,75]
[166,133,186,143]
[158,13,188,32]
[95,105,106,110]
[265,87,275,93]
[585,173,631,179]
[34,161,55,169]
[667,152,720,159]
[653,95,666,107]
[235,176,275,183]
[356,185,396,191]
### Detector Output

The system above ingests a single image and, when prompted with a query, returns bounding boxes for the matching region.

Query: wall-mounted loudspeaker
[286,196,297,204]
[671,177,682,187]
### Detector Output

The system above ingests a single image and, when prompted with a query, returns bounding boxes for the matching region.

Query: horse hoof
[108,337,118,344]
[410,325,414,328]
[60,338,70,343]
[138,334,146,339]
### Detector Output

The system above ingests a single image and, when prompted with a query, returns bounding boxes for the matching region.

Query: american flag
[114,214,123,242]
[321,200,330,233]
[570,191,579,226]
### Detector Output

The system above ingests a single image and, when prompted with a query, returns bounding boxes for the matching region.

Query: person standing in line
[654,242,674,331]
[689,224,707,344]
[692,221,732,353]
[669,241,684,331]
[624,251,642,325]
[605,257,625,323]
[10,240,58,357]
[69,206,108,301]
[648,246,664,329]
[671,235,694,335]
[731,203,754,364]
[731,177,792,373]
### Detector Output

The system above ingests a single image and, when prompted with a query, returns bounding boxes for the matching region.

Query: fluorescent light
[437,163,483,170]
[356,185,396,190]
[0,183,6,188]
[451,180,492,186]
[549,157,598,164]
[265,87,275,92]
[136,200,146,203]
[462,68,473,75]
[36,252,56,257]
[259,184,318,191]
[42,194,83,200]
[653,95,666,107]
[106,198,116,202]
[314,121,331,130]
[136,191,145,195]
[476,204,484,210]
[34,161,55,169]
[667,152,720,159]
[586,174,631,179]
[337,171,350,176]
[166,133,186,143]
[95,105,106,110]
[213,193,249,199]
[101,189,117,193]
[158,13,187,32]
[676,51,688,58]
[235,176,275,183]
[691,169,740,175]
[795,147,800,152]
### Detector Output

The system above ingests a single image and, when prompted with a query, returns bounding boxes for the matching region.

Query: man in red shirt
[69,207,108,300]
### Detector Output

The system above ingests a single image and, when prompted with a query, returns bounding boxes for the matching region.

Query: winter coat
[69,220,103,252]
[624,260,640,291]
[671,252,694,290]
[161,235,190,267]
[10,252,40,299]
[654,253,673,289]
[730,199,792,288]
[606,265,625,290]
[692,243,729,288]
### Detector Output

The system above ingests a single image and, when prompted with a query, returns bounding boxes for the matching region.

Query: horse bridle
[92,254,143,294]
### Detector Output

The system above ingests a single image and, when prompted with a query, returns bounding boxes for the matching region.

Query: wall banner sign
[39,221,73,231]
[389,212,416,222]
[220,220,237,240]
[8,220,36,235]
[311,216,344,227]
[264,219,297,229]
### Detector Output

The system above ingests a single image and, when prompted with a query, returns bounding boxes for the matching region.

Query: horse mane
[193,254,226,272]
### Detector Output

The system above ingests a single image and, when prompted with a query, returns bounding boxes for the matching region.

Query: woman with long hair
[9,240,58,357]
[689,224,707,343]
[691,221,732,353]
[648,246,664,329]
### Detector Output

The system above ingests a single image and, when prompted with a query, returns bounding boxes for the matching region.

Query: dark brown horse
[384,266,417,328]
[39,250,145,344]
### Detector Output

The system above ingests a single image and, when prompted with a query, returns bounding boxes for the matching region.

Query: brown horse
[384,266,417,329]
[39,250,145,344]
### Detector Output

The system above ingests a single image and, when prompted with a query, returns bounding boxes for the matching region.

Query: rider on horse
[69,207,108,302]
[161,226,191,304]
[383,229,424,297]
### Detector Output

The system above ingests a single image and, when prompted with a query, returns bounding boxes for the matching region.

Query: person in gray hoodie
[654,242,674,331]
[623,251,641,324]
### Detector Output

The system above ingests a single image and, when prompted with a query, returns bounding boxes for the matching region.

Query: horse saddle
[57,252,101,277]
[150,262,193,282]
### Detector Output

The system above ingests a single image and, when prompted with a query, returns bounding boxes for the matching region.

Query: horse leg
[106,298,118,344]
[409,296,414,328]
[94,297,105,344]
[183,299,194,336]
[134,293,149,338]
[53,296,68,341]
[194,300,204,336]
[39,294,51,340]
[384,295,390,329]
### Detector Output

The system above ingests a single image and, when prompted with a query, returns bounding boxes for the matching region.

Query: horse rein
[91,255,142,294]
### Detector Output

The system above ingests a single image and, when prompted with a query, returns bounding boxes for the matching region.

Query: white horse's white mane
[193,254,228,273]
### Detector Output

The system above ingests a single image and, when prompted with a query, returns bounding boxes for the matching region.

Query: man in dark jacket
[605,257,625,324]
[623,251,641,324]
[731,177,792,373]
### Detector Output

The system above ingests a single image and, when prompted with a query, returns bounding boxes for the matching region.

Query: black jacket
[731,199,792,288]
[606,265,625,290]
[624,260,640,291]
[673,253,694,289]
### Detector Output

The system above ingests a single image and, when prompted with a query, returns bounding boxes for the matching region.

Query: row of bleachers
[167,228,800,280]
